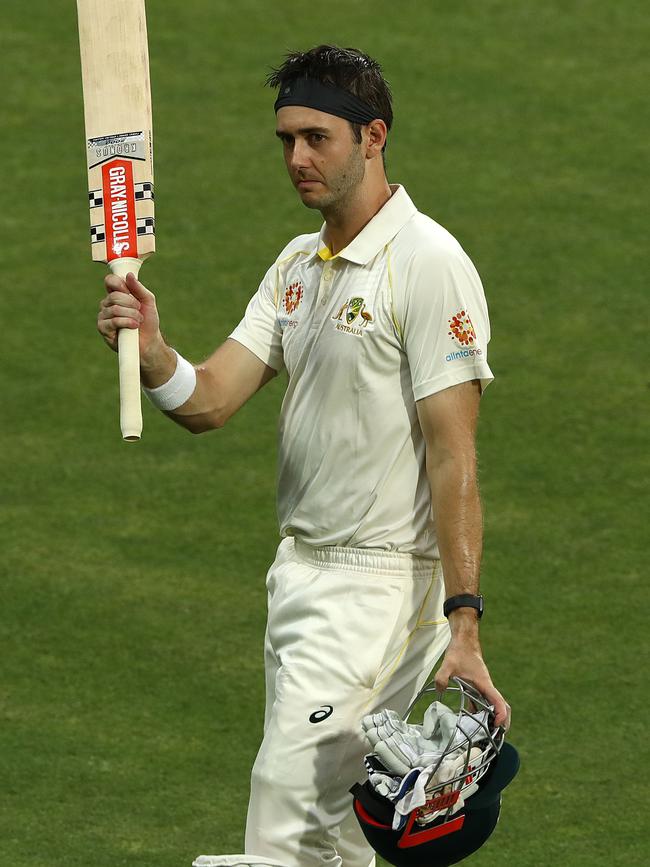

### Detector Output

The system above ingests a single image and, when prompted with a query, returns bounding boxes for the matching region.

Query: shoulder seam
[276,249,312,267]
[274,249,312,308]
[386,242,403,344]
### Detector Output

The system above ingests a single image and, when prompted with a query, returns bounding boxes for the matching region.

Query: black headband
[274,77,382,125]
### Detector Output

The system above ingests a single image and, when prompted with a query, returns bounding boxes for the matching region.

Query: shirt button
[323,270,332,282]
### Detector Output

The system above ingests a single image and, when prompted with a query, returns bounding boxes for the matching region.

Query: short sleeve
[229,262,285,372]
[394,243,494,400]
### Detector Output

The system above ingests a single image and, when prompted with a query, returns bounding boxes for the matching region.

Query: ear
[365,119,388,158]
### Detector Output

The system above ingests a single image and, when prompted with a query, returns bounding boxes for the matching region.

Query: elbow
[190,412,228,434]
[194,417,226,433]
[187,422,210,435]
[197,402,236,431]
[425,448,477,488]
[168,409,228,434]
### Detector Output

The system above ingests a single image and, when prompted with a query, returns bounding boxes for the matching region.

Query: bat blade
[77,0,156,441]
[78,0,155,265]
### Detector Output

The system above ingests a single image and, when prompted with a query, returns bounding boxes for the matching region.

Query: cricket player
[97,45,510,867]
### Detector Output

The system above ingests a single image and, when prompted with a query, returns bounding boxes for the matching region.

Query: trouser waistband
[291,537,438,577]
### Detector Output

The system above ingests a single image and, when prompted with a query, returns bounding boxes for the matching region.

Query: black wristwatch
[443,593,484,619]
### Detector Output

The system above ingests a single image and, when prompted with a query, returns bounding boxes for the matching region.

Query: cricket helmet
[351,677,519,866]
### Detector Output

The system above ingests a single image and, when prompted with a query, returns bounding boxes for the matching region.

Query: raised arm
[97,272,277,433]
[416,379,510,727]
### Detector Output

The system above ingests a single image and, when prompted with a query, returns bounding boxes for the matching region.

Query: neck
[322,177,393,256]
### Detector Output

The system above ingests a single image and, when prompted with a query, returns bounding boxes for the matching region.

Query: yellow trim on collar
[317,245,338,261]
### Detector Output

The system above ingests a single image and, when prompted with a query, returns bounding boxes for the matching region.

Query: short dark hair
[266,45,393,153]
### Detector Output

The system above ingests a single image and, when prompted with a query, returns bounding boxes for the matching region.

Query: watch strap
[443,593,484,619]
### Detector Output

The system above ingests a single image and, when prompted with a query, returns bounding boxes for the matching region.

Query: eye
[309,133,325,144]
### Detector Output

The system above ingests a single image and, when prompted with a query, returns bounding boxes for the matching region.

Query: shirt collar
[309,184,417,265]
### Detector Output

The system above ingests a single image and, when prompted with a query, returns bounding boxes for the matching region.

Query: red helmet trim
[418,789,460,816]
[353,799,392,830]
[398,812,465,849]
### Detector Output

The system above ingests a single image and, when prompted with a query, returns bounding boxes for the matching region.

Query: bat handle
[109,256,144,442]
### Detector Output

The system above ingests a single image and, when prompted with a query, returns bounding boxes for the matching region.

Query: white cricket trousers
[244,537,451,867]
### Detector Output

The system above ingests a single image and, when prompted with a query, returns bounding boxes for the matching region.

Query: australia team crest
[332,297,374,335]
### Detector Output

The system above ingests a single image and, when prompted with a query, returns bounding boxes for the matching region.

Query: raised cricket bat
[77,0,155,441]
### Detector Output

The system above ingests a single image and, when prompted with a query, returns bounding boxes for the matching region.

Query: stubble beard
[299,145,366,216]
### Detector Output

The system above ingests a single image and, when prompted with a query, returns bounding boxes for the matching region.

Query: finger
[493,704,509,729]
[105,273,128,293]
[99,304,144,324]
[481,684,509,729]
[434,664,451,695]
[99,315,141,332]
[99,292,142,310]
[97,318,118,349]
[124,271,155,302]
[98,316,142,336]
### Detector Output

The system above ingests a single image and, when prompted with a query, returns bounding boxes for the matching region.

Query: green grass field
[1,1,647,864]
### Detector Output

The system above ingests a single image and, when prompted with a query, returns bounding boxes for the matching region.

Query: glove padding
[399,746,484,827]
[362,708,425,776]
[362,702,490,776]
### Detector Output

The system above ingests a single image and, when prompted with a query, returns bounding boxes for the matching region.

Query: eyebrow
[275,126,330,138]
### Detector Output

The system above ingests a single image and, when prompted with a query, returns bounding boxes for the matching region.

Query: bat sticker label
[87,131,147,170]
[102,159,137,260]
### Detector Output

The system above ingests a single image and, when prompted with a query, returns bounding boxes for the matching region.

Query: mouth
[297,179,321,189]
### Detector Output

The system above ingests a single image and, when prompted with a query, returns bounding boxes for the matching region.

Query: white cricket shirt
[229,185,493,559]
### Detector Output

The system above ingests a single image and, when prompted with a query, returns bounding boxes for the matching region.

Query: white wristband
[142,350,197,411]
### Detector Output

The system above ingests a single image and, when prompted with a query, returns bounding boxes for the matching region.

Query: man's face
[275,106,366,211]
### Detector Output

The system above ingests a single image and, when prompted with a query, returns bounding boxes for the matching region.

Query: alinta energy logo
[446,309,483,362]
[284,281,304,315]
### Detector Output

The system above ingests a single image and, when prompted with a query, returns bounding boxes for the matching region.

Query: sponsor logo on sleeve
[446,309,483,362]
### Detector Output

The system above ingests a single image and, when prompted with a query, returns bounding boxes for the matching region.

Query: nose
[289,137,310,172]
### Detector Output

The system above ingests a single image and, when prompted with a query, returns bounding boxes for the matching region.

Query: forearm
[140,335,276,433]
[140,336,225,433]
[416,384,509,724]
[427,451,483,636]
